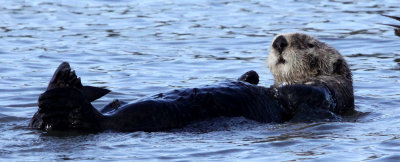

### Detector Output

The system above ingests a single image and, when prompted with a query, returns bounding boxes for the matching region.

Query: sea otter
[29,33,355,132]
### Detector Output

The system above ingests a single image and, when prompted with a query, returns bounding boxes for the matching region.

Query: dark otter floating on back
[29,33,355,132]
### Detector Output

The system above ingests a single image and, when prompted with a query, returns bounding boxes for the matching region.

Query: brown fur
[268,33,354,114]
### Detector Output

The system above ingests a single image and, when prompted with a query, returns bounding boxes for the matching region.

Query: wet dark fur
[29,62,353,132]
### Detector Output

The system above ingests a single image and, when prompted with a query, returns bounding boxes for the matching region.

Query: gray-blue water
[0,0,399,161]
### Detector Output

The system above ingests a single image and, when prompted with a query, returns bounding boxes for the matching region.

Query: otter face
[268,33,350,85]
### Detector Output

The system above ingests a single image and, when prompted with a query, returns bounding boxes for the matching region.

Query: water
[0,0,399,161]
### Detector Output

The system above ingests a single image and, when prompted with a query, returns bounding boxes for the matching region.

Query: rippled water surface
[1,0,400,161]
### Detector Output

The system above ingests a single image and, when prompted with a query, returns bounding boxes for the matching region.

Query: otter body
[30,33,355,132]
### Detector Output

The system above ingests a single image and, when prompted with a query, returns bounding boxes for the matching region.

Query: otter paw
[238,70,259,85]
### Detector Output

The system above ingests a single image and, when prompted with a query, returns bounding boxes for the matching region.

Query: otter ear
[310,57,318,68]
[82,86,111,102]
[309,57,320,76]
[332,59,344,75]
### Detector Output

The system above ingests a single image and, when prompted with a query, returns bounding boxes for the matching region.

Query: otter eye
[307,43,314,48]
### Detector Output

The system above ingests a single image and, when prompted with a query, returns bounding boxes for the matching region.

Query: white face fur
[267,33,349,85]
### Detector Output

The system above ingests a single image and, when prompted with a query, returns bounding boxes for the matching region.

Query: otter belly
[30,81,341,132]
[29,61,349,132]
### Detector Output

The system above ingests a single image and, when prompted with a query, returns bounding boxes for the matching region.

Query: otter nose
[272,35,288,54]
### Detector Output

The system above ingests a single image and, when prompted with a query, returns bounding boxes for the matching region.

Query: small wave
[0,113,29,122]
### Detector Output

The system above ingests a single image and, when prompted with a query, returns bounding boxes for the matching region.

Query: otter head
[268,33,351,85]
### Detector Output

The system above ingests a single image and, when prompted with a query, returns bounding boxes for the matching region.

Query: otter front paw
[238,70,259,85]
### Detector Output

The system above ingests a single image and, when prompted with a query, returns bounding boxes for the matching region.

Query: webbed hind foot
[47,62,83,90]
[30,62,106,131]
